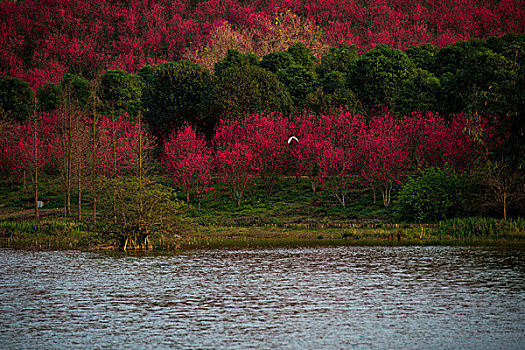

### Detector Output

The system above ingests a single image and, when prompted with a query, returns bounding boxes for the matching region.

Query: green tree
[395,167,471,223]
[392,68,441,116]
[213,64,293,118]
[138,64,157,86]
[287,42,318,72]
[348,45,417,109]
[0,77,35,121]
[430,39,487,78]
[142,60,215,139]
[37,82,62,112]
[259,51,295,73]
[60,73,91,108]
[99,70,144,118]
[317,43,359,78]
[97,176,188,250]
[214,49,259,76]
[405,43,437,72]
[304,71,361,114]
[439,49,517,115]
[485,33,525,62]
[277,65,316,107]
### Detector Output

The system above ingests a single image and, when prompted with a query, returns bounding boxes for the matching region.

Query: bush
[394,167,471,223]
[96,176,188,250]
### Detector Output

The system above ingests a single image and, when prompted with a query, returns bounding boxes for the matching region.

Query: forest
[0,0,524,249]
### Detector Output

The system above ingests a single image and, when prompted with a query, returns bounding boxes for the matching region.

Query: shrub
[97,176,188,250]
[394,167,471,223]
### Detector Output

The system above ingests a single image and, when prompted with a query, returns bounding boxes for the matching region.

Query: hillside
[1,0,524,87]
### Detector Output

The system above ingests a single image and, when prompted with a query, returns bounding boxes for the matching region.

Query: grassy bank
[1,178,524,251]
[1,216,524,251]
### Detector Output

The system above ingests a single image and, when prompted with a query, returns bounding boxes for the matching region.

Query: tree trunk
[92,115,97,223]
[112,114,117,219]
[138,116,144,225]
[381,182,393,208]
[503,192,507,221]
[77,159,82,222]
[65,101,72,216]
[33,114,39,219]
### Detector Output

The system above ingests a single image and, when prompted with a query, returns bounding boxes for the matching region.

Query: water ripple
[0,246,524,349]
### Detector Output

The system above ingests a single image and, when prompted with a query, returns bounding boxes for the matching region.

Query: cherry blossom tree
[164,123,213,209]
[362,114,410,208]
[213,119,259,206]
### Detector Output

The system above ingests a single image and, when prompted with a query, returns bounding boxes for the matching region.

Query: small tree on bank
[476,160,525,220]
[98,176,187,250]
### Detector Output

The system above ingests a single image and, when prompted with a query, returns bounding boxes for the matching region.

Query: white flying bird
[287,136,299,144]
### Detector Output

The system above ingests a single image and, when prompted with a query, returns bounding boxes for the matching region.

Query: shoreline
[2,225,524,251]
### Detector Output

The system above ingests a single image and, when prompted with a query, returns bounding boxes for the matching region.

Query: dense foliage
[97,176,186,250]
[142,60,214,138]
[1,0,524,88]
[0,77,34,121]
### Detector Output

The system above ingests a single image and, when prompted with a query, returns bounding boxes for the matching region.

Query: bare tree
[477,160,525,220]
[57,85,90,218]
[32,105,39,219]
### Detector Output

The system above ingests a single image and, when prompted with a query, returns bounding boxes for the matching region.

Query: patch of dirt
[0,207,64,220]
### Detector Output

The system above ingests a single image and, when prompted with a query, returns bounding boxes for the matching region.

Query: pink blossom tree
[0,113,56,217]
[362,113,410,208]
[238,113,291,195]
[292,112,365,207]
[317,113,366,207]
[401,111,490,172]
[164,123,213,209]
[213,119,259,206]
[290,114,324,193]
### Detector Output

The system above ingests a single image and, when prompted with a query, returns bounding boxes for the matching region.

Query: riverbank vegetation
[1,1,524,250]
[1,174,524,250]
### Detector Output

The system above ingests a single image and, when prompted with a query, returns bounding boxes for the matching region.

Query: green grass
[186,176,392,228]
[429,217,525,240]
[2,176,524,250]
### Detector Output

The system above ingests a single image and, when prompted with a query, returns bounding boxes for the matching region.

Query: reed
[0,219,80,238]
[430,217,525,240]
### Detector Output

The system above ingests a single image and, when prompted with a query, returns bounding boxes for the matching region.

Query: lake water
[0,246,524,349]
